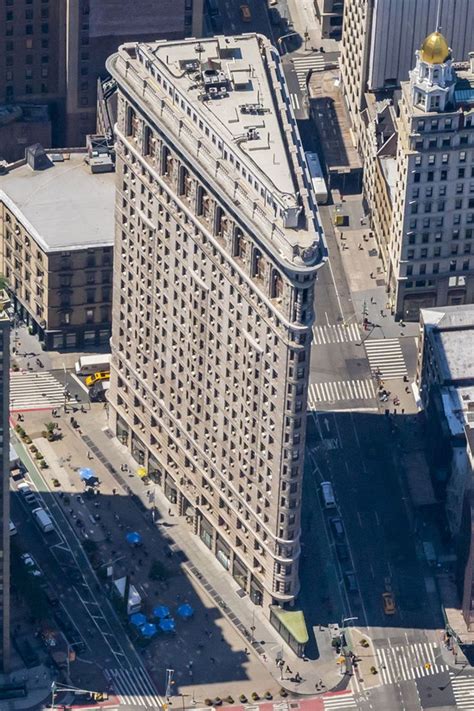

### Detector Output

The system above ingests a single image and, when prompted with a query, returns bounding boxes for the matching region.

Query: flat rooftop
[0,152,115,252]
[308,69,362,174]
[421,305,474,383]
[108,35,326,268]
[144,35,296,197]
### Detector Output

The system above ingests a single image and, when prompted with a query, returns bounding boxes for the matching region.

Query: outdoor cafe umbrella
[159,617,176,633]
[140,622,158,638]
[177,603,194,619]
[130,612,147,627]
[152,605,170,619]
[126,531,142,545]
[78,467,96,482]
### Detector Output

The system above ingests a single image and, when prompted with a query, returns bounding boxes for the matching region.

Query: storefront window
[216,536,231,570]
[131,432,146,465]
[164,474,177,503]
[232,555,248,590]
[200,517,213,550]
[116,416,129,445]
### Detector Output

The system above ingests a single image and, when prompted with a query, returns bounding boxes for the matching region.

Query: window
[85,308,94,323]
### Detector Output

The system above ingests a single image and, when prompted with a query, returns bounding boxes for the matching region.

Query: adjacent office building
[314,0,345,40]
[0,143,115,349]
[107,34,325,608]
[416,305,474,632]
[388,35,474,319]
[0,0,203,147]
[0,298,10,672]
[340,0,474,144]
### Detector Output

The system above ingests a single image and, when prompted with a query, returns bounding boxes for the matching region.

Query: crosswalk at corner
[10,370,65,412]
[450,672,474,710]
[292,53,326,89]
[375,641,448,685]
[308,379,376,407]
[312,322,360,345]
[104,667,162,708]
[323,691,357,709]
[364,338,407,380]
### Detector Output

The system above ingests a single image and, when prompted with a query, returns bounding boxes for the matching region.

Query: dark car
[344,570,358,593]
[335,543,349,561]
[330,517,345,539]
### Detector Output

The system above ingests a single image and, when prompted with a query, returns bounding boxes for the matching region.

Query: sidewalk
[15,406,351,700]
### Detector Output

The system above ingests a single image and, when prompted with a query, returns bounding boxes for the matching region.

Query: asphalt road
[10,438,149,694]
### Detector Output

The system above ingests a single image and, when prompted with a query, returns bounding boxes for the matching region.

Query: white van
[74,354,111,376]
[32,507,54,533]
[320,481,336,509]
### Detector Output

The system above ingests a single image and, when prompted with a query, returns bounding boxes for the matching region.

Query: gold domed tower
[420,31,450,65]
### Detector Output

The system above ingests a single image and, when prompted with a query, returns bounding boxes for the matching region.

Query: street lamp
[341,616,358,628]
[165,668,174,701]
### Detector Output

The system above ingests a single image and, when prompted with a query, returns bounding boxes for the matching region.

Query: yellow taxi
[382,591,396,615]
[240,4,251,21]
[85,371,110,388]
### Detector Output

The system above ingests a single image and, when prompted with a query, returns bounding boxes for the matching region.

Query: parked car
[344,570,358,593]
[17,482,37,505]
[20,553,42,577]
[335,543,349,561]
[330,517,345,539]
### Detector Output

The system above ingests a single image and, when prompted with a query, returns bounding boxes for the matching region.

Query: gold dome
[420,31,450,64]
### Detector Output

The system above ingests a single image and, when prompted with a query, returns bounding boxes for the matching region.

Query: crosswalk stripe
[10,371,65,411]
[292,54,326,87]
[312,323,360,345]
[364,338,407,379]
[106,668,161,708]
[308,379,375,407]
[375,642,449,687]
[323,692,357,709]
[451,672,474,710]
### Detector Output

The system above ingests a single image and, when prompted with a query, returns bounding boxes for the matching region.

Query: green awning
[271,608,309,644]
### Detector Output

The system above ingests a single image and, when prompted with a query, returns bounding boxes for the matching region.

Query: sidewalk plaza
[11,396,352,703]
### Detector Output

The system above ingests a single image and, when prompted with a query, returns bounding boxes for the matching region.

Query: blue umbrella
[130,612,147,627]
[153,605,170,619]
[78,467,96,481]
[159,617,176,633]
[177,603,194,619]
[126,531,142,545]
[140,622,158,638]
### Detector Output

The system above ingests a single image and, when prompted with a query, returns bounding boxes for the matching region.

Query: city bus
[305,151,329,204]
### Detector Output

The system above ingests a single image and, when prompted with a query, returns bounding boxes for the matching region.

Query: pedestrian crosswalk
[375,641,448,685]
[364,338,407,380]
[292,53,326,88]
[308,379,376,407]
[323,691,357,709]
[10,371,65,412]
[450,672,474,710]
[105,667,162,708]
[312,323,360,345]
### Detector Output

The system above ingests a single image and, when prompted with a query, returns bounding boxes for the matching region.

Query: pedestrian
[370,272,374,279]
[168,507,172,516]
[244,647,249,655]
[370,297,375,304]
[210,657,216,664]
[380,309,384,317]
[286,665,292,674]
[358,243,363,250]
